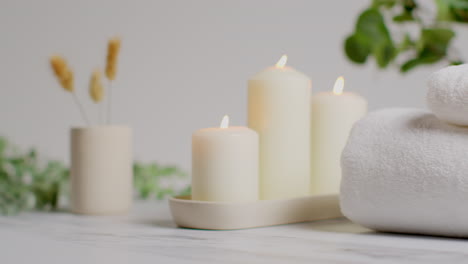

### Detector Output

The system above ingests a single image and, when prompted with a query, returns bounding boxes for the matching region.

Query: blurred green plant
[0,136,68,215]
[134,162,191,200]
[345,0,467,73]
[0,137,190,215]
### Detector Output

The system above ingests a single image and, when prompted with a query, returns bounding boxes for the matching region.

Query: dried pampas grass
[49,37,122,126]
[49,55,89,125]
[105,37,121,124]
[106,37,121,81]
[50,55,74,92]
[89,70,104,103]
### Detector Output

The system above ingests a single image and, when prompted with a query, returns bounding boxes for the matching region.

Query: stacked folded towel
[340,64,468,237]
[427,64,468,126]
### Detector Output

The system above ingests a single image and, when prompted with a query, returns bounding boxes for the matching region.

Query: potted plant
[50,38,132,215]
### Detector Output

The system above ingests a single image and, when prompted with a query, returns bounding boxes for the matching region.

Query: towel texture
[340,108,468,237]
[427,64,468,126]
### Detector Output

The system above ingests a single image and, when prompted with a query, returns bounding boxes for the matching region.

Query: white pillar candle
[310,77,367,195]
[192,115,259,202]
[248,55,311,200]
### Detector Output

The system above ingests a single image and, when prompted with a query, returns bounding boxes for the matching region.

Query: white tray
[169,194,343,230]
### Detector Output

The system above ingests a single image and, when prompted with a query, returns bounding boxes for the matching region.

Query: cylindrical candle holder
[70,126,132,215]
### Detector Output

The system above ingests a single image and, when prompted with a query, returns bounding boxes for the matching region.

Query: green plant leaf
[420,28,455,57]
[399,33,414,52]
[345,34,371,63]
[393,11,414,22]
[373,41,397,68]
[402,0,417,12]
[435,0,453,21]
[400,52,442,72]
[401,52,440,72]
[356,9,391,43]
[401,58,423,72]
[372,0,397,8]
[448,0,468,22]
[354,8,397,68]
[400,28,455,72]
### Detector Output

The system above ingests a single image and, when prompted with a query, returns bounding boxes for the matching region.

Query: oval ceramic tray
[169,194,342,230]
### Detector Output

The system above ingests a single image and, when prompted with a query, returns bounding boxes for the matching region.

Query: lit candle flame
[275,55,288,69]
[333,76,345,95]
[220,115,229,128]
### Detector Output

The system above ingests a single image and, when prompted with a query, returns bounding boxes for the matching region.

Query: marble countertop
[1,201,467,264]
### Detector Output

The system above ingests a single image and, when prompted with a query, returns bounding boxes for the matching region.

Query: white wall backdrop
[1,0,464,171]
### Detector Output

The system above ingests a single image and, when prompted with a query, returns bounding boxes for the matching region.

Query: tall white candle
[310,77,367,195]
[192,115,259,202]
[248,55,311,200]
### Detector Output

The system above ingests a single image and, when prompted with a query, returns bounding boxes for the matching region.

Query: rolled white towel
[427,64,468,126]
[340,108,468,237]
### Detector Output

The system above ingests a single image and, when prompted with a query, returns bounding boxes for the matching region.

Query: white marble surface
[1,201,467,264]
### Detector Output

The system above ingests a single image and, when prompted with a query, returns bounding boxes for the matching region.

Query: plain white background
[1,0,466,171]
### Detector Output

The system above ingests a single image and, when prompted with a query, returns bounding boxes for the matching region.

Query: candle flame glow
[333,76,345,95]
[220,115,229,128]
[275,55,288,68]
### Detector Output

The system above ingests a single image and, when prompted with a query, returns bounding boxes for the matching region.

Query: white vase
[70,126,132,215]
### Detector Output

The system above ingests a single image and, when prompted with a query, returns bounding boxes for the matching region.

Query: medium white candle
[248,55,311,200]
[310,77,367,195]
[192,115,259,202]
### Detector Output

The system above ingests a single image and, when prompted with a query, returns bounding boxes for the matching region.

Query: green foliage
[345,34,371,63]
[0,136,190,215]
[134,162,191,200]
[401,28,455,72]
[345,0,465,73]
[346,8,396,69]
[0,138,68,215]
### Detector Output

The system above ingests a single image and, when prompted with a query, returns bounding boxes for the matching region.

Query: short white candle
[310,77,367,195]
[248,55,311,200]
[192,115,259,202]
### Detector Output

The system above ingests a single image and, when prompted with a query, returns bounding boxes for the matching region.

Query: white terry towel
[340,108,468,237]
[427,64,468,126]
